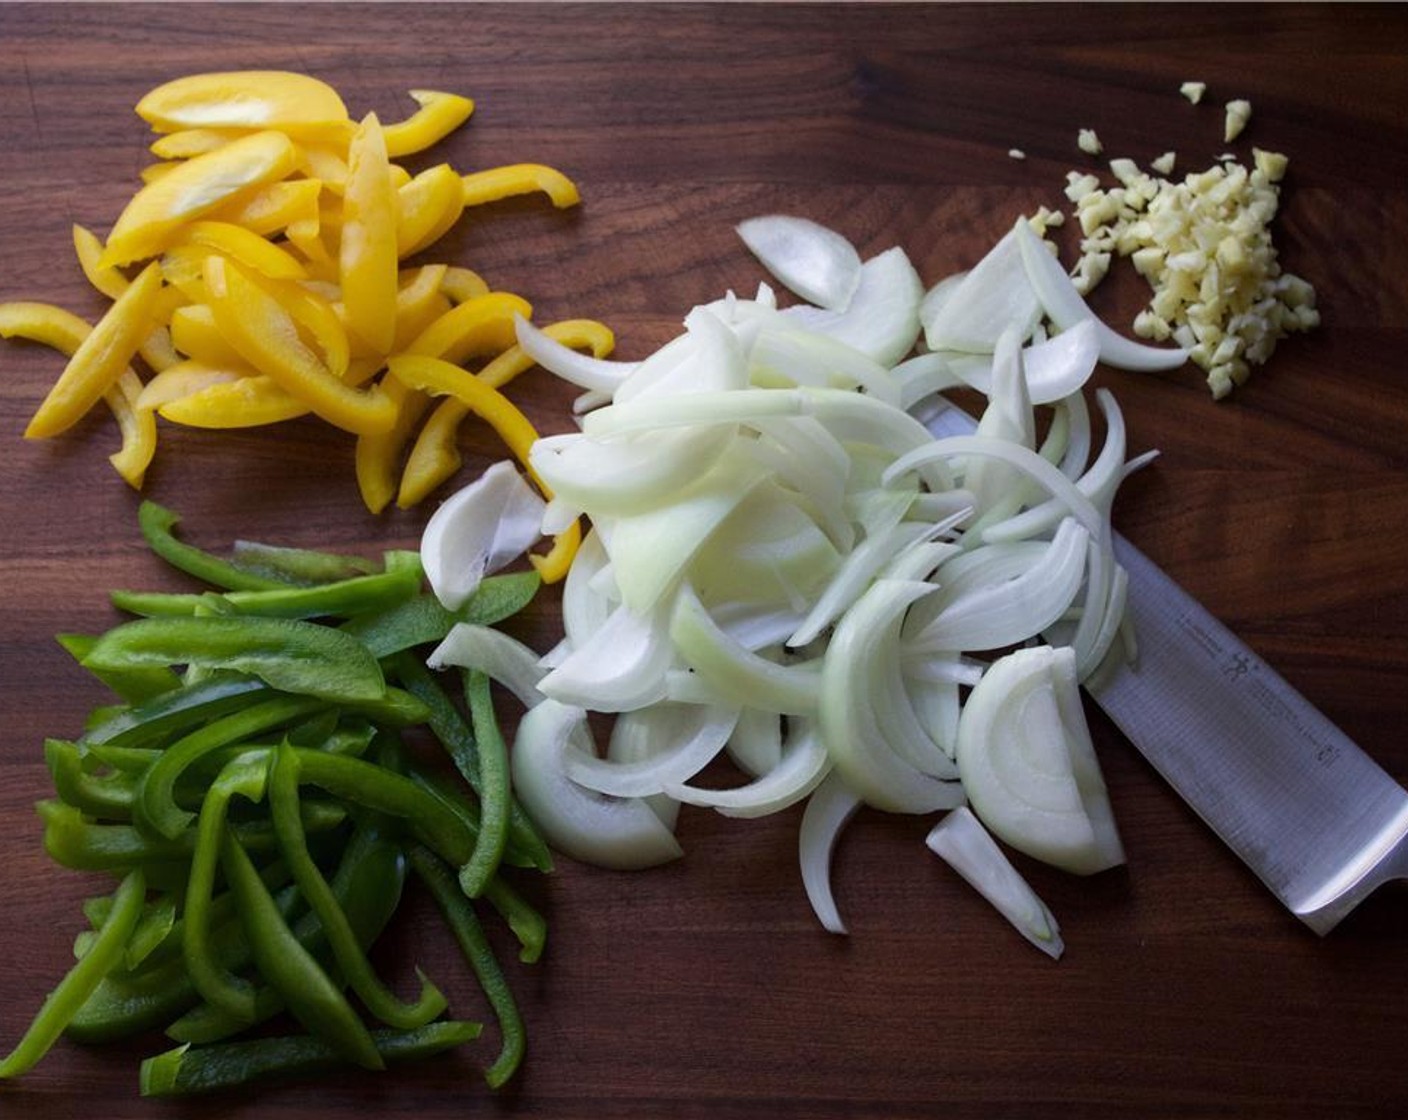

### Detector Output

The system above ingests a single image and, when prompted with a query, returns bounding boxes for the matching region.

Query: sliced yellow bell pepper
[394,266,450,341]
[461,164,580,210]
[396,164,466,258]
[354,373,435,515]
[176,221,308,281]
[169,303,247,367]
[382,91,475,159]
[150,128,245,160]
[401,291,531,365]
[139,162,182,185]
[339,113,398,356]
[397,319,614,508]
[440,266,490,304]
[384,353,580,582]
[160,244,214,303]
[157,373,312,429]
[72,225,129,300]
[300,144,349,194]
[136,359,248,411]
[208,178,323,238]
[136,71,351,142]
[205,255,393,435]
[102,131,302,268]
[24,263,163,439]
[0,301,156,487]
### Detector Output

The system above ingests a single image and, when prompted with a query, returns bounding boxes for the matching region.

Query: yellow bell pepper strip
[439,266,490,304]
[135,360,247,412]
[205,255,394,435]
[160,244,214,303]
[392,265,450,346]
[299,144,349,194]
[354,373,434,515]
[0,302,157,487]
[399,290,530,367]
[207,178,323,238]
[385,353,580,581]
[398,319,614,509]
[150,127,245,160]
[253,274,350,379]
[460,163,580,210]
[395,164,466,258]
[101,131,302,268]
[339,114,398,356]
[71,225,128,300]
[156,374,308,429]
[73,225,186,373]
[381,90,475,159]
[24,263,162,439]
[389,164,413,192]
[176,221,309,281]
[139,162,181,185]
[168,304,246,367]
[136,71,351,143]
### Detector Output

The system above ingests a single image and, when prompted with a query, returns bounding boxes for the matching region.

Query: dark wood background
[2,4,1406,1117]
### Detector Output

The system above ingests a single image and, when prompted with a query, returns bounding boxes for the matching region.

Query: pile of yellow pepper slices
[0,71,608,582]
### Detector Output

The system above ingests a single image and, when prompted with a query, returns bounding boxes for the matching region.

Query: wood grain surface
[2,4,1407,1117]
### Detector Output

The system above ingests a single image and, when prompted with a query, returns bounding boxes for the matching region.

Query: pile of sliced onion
[423,214,1175,956]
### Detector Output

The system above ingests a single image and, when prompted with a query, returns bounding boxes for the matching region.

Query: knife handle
[1296,815,1408,935]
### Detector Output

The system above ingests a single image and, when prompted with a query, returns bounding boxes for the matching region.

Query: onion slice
[798,771,863,934]
[737,215,863,311]
[926,807,1064,959]
[511,698,684,871]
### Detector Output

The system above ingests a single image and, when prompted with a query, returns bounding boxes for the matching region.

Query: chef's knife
[924,403,1408,933]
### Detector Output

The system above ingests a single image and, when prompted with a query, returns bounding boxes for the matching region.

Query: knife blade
[923,402,1408,933]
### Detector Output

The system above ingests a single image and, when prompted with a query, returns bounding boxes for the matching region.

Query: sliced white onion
[427,623,546,710]
[819,579,965,811]
[511,699,684,871]
[724,706,784,777]
[906,518,1090,653]
[607,709,683,830]
[955,645,1125,875]
[561,528,614,650]
[893,351,966,411]
[750,326,900,407]
[515,313,638,394]
[798,771,863,934]
[537,600,674,713]
[667,718,830,819]
[922,226,1043,354]
[1012,218,1188,372]
[782,247,924,367]
[564,702,738,797]
[669,585,822,716]
[737,214,863,311]
[420,460,545,611]
[926,807,1064,959]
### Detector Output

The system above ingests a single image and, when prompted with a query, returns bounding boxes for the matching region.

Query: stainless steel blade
[923,402,1408,933]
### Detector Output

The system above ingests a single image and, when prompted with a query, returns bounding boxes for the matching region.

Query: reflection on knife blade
[923,400,1408,934]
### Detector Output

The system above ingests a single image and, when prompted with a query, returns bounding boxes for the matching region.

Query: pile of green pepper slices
[1,500,550,1096]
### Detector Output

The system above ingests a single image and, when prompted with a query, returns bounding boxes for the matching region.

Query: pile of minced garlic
[1052,84,1319,398]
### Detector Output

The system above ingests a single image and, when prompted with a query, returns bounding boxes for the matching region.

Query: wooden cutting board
[2,4,1406,1116]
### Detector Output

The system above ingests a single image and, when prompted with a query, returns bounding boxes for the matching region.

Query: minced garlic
[1077,128,1103,156]
[1224,99,1252,142]
[1064,148,1318,397]
[1180,81,1207,104]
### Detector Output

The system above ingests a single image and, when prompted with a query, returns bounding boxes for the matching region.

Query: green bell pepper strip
[288,748,474,867]
[110,565,423,622]
[169,821,408,1045]
[409,845,525,1088]
[390,653,551,872]
[268,742,447,1030]
[221,831,384,1070]
[342,570,540,659]
[459,669,510,897]
[57,633,181,702]
[136,694,327,838]
[481,875,548,966]
[140,1020,481,1097]
[139,500,291,591]
[40,798,346,874]
[83,616,387,704]
[45,739,137,819]
[0,868,146,1079]
[66,879,299,1044]
[183,750,273,1027]
[230,538,379,586]
[80,675,268,752]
